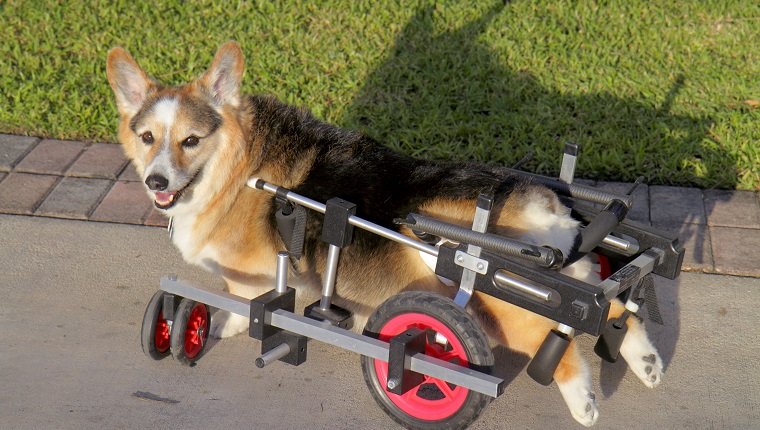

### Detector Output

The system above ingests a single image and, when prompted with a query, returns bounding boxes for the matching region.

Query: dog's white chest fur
[170,214,221,273]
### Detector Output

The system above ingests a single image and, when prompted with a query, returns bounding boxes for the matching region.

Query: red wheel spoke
[437,351,462,364]
[400,384,421,401]
[434,379,456,399]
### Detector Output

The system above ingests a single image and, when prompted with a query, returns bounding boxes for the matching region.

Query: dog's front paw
[209,311,249,339]
[558,376,599,427]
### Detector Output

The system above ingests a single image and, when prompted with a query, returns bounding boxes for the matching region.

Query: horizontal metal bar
[251,178,327,213]
[493,270,554,303]
[160,277,250,316]
[159,277,502,397]
[270,309,387,359]
[351,215,439,257]
[269,309,503,397]
[247,177,438,257]
[602,234,639,255]
[598,249,663,299]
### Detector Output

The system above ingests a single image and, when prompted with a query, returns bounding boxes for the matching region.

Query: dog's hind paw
[620,327,663,388]
[558,375,599,427]
[629,352,663,388]
[569,390,599,427]
[209,311,249,339]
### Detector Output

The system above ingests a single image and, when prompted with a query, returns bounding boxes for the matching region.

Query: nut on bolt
[387,378,399,390]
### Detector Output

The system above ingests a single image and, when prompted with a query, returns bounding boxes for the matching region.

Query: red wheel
[361,292,493,430]
[374,313,470,420]
[170,298,209,365]
[141,290,171,360]
[155,310,171,353]
[597,254,612,280]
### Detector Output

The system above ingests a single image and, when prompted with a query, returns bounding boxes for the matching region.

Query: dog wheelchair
[140,143,684,429]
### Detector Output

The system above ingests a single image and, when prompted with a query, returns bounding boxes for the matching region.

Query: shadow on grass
[339,2,712,398]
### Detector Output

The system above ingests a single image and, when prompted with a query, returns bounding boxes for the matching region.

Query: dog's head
[106,41,245,211]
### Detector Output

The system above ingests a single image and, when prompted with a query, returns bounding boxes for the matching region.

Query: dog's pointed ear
[199,41,244,107]
[107,47,153,116]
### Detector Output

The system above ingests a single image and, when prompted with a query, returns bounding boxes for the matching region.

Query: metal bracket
[454,250,489,275]
[387,327,427,395]
[162,293,176,322]
[454,193,493,307]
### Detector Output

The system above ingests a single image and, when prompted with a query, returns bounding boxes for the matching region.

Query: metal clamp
[454,250,489,275]
[454,193,493,307]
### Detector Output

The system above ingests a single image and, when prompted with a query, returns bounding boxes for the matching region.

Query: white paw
[627,351,663,388]
[209,311,250,339]
[558,375,599,427]
[620,325,663,388]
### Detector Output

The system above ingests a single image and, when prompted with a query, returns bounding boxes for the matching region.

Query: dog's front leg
[209,277,275,339]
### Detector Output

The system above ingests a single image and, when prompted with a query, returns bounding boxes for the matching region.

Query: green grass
[1,0,758,189]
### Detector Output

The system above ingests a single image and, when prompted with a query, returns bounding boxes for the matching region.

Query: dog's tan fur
[107,41,662,427]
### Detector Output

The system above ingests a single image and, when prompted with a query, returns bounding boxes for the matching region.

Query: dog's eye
[141,131,154,145]
[182,135,200,148]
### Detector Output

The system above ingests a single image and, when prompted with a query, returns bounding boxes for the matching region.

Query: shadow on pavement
[338,2,715,399]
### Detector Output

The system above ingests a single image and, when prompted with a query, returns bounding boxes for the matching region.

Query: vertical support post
[305,197,355,328]
[319,244,341,310]
[559,142,579,184]
[275,251,289,294]
[454,193,493,307]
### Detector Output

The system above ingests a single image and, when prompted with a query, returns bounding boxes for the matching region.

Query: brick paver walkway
[1,133,758,277]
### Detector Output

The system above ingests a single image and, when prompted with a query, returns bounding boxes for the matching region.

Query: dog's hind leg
[471,293,600,427]
[609,300,663,388]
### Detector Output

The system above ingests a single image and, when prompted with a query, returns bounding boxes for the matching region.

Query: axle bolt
[387,378,399,390]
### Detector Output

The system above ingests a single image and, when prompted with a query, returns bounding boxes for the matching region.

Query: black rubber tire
[170,298,210,366]
[141,290,171,360]
[360,292,494,430]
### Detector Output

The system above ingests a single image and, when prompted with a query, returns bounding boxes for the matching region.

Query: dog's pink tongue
[155,191,176,205]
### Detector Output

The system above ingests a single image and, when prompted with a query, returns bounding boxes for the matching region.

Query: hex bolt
[456,255,464,263]
[387,378,399,390]
[476,262,485,271]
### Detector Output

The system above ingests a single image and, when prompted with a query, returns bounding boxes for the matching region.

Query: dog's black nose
[145,174,169,191]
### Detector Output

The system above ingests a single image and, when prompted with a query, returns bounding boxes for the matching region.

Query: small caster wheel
[170,298,210,366]
[360,292,494,430]
[141,290,171,360]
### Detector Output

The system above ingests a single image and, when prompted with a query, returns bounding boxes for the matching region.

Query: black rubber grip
[527,330,571,386]
[578,200,628,253]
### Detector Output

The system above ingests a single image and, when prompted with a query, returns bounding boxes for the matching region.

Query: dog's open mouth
[154,190,182,210]
[152,169,202,210]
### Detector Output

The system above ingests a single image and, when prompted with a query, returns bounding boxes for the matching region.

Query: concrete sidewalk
[1,133,758,278]
[1,215,759,429]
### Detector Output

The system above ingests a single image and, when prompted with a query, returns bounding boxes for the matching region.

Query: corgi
[106,41,663,427]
